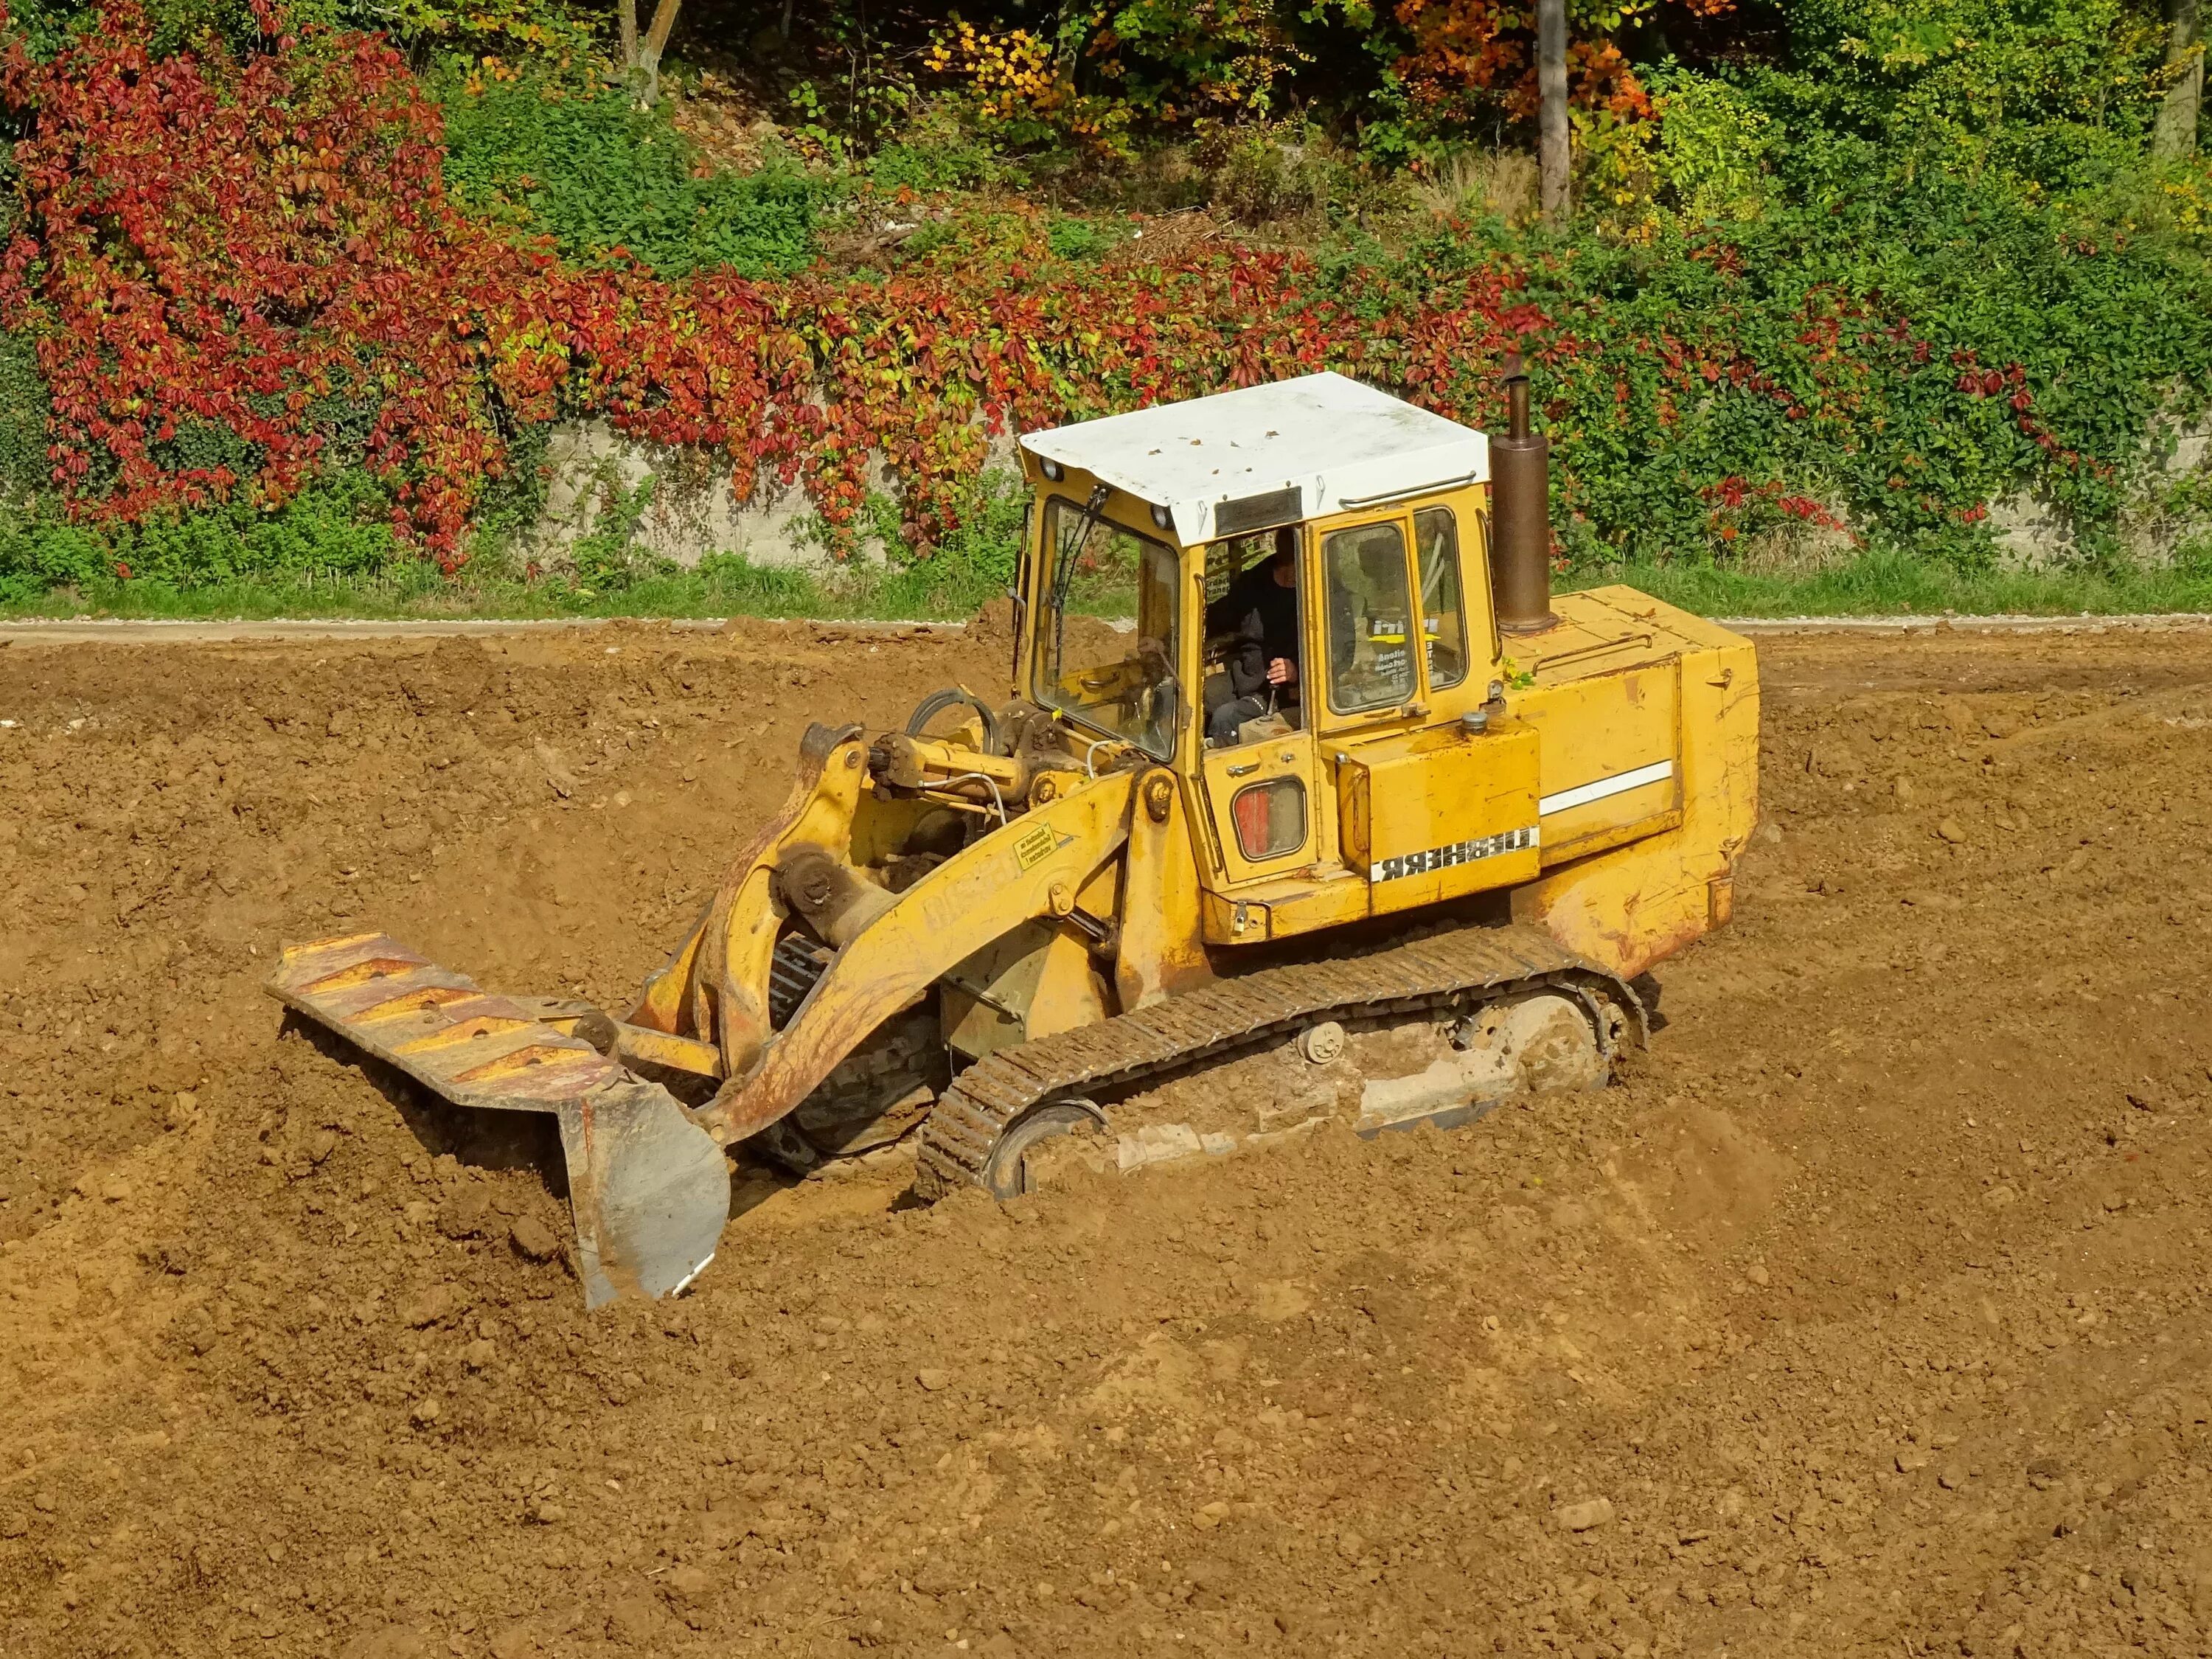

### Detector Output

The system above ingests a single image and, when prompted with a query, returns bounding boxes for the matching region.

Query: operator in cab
[1203,527,1301,744]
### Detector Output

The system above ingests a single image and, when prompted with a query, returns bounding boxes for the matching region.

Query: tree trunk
[617,0,681,105]
[2153,0,2203,160]
[1537,0,1571,225]
[636,0,681,106]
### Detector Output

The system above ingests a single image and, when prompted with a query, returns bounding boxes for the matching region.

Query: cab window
[1201,532,1280,607]
[1413,506,1470,692]
[1033,497,1183,759]
[1322,521,1415,714]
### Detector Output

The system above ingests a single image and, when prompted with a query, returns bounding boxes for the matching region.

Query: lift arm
[693,770,1138,1144]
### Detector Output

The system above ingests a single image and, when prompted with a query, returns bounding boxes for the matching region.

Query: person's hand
[1267,657,1298,687]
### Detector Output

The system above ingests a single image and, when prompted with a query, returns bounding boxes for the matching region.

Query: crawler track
[914,922,1642,1197]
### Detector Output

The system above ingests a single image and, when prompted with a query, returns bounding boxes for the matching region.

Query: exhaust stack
[1489,352,1557,635]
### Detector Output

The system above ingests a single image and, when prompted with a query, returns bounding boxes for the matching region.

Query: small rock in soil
[399,1282,464,1328]
[438,1187,491,1239]
[606,1594,661,1645]
[664,1565,713,1604]
[1556,1498,1614,1531]
[510,1217,560,1261]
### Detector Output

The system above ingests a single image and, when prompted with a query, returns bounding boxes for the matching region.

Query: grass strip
[7,551,2212,623]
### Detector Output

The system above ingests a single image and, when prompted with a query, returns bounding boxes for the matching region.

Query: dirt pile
[5,622,2212,1658]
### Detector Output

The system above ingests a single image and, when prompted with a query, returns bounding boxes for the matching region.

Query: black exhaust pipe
[1488,352,1557,635]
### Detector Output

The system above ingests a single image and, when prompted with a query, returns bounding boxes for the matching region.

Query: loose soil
[4,618,2212,1658]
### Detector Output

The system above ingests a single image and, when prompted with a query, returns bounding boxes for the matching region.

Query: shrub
[1044,216,1116,260]
[1755,0,2165,191]
[436,66,821,277]
[0,511,108,599]
[1390,0,1730,131]
[563,472,674,591]
[0,330,52,500]
[1648,69,1778,224]
[866,126,1007,195]
[0,466,403,595]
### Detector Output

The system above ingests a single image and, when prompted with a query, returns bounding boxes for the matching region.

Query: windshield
[1033,495,1184,759]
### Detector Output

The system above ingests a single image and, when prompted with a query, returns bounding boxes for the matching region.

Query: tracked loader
[271,369,1759,1306]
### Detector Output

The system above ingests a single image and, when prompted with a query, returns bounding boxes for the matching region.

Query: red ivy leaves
[0,1,551,566]
[0,5,1422,557]
[0,4,2079,566]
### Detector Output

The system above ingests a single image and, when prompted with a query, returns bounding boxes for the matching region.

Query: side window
[1473,507,1501,663]
[1413,506,1470,692]
[1230,779,1307,860]
[1323,521,1415,714]
[1201,533,1279,608]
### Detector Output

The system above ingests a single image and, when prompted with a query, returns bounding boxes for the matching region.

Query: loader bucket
[268,934,729,1307]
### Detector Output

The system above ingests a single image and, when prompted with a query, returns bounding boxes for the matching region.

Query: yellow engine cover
[1338,728,1542,914]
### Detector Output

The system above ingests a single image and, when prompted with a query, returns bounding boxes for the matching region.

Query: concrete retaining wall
[520,408,2212,574]
[525,421,841,571]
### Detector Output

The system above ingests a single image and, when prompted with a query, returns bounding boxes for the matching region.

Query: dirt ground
[5,617,2212,1659]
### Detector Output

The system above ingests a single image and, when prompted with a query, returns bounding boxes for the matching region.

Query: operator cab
[1016,372,1523,934]
[1192,509,1471,746]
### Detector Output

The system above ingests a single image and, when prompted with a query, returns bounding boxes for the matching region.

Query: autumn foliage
[0,0,2191,575]
[0,2,549,561]
[1391,0,1737,125]
[0,1,1599,560]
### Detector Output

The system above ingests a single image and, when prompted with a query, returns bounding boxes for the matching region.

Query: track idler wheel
[981,1099,1107,1199]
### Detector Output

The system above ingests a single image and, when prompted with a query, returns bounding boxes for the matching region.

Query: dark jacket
[1205,564,1299,701]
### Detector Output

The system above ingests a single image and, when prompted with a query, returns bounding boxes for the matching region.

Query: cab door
[1311,512,1422,731]
[1315,503,1540,913]
[1200,728,1317,883]
[1194,530,1318,885]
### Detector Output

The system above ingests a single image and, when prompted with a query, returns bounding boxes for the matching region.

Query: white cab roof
[1018,372,1488,545]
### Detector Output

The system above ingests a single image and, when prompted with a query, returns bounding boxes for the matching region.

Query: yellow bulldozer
[271,368,1759,1305]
